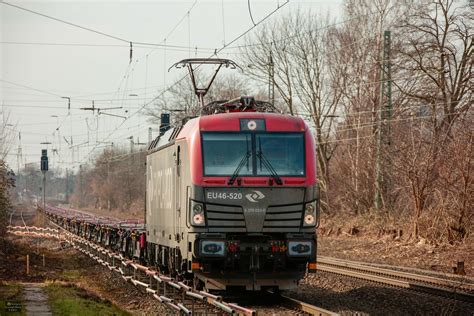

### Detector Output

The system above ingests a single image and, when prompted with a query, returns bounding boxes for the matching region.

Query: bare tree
[0,110,16,161]
[397,0,473,136]
[69,146,146,214]
[239,13,299,115]
[0,111,15,242]
[323,0,410,213]
[390,0,473,239]
[240,11,344,208]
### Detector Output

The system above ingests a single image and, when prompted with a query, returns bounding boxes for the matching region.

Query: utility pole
[374,30,392,211]
[65,168,69,204]
[129,136,134,153]
[61,97,71,115]
[107,161,111,211]
[61,97,73,163]
[268,49,275,105]
[17,133,22,200]
[79,165,83,208]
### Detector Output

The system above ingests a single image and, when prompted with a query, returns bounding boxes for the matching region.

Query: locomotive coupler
[249,245,260,271]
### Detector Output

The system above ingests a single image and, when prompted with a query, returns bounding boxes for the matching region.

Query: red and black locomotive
[146,90,319,290]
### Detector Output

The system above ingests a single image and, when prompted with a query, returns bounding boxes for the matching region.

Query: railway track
[8,224,338,315]
[9,224,253,315]
[317,256,474,303]
[270,292,339,316]
[7,225,62,239]
[221,289,339,316]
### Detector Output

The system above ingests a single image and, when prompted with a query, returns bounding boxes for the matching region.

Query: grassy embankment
[0,284,25,316]
[46,283,130,316]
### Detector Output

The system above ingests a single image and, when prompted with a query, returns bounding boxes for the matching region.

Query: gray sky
[1,0,342,174]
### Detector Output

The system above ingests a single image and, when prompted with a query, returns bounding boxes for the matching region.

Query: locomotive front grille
[205,203,303,233]
[203,187,306,233]
[263,204,303,232]
[206,204,247,232]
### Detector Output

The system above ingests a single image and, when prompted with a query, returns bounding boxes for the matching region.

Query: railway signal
[40,149,48,211]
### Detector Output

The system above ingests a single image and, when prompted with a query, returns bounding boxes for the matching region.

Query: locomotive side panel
[146,144,177,248]
[176,139,196,268]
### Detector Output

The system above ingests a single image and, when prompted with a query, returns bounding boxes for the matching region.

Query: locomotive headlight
[193,204,203,214]
[303,200,318,227]
[304,214,315,225]
[193,213,205,225]
[190,201,206,226]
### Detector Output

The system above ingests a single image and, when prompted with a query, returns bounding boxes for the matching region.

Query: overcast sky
[1,0,342,174]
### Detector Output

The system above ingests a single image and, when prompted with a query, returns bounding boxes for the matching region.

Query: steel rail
[17,211,254,316]
[319,256,474,290]
[7,226,63,240]
[9,225,342,315]
[10,223,340,315]
[276,293,340,316]
[68,234,240,314]
[317,256,474,303]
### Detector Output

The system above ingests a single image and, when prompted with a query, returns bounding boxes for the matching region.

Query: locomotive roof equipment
[169,58,242,108]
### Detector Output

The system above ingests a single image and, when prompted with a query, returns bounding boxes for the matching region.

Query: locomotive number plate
[206,192,243,200]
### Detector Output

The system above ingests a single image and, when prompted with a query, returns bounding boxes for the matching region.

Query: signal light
[227,242,238,253]
[191,261,201,270]
[271,244,280,253]
[270,241,286,253]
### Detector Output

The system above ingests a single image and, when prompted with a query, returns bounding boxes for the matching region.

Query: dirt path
[22,283,51,316]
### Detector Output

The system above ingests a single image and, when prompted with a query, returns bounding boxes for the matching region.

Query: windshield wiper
[257,137,282,185]
[257,150,283,185]
[228,135,251,185]
[228,150,251,185]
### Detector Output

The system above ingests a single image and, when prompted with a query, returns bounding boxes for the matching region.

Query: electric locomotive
[146,95,319,291]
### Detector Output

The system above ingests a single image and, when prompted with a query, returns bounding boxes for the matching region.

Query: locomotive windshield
[202,132,305,177]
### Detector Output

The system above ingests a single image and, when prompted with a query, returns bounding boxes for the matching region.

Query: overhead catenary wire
[247,0,257,26]
[132,0,199,64]
[3,1,206,168]
[0,41,215,52]
[213,0,290,57]
[91,0,201,160]
[46,109,469,167]
[0,1,210,49]
[2,3,392,105]
[221,0,226,45]
[223,8,378,50]
[0,79,63,98]
[8,1,456,170]
[76,1,290,168]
